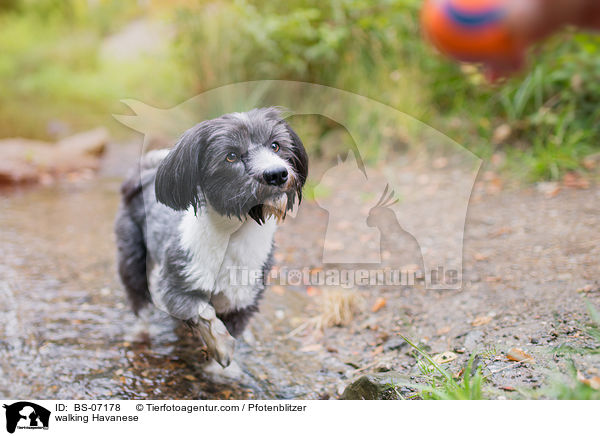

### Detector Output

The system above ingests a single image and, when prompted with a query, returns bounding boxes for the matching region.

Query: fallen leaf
[501,386,516,392]
[492,124,512,144]
[371,297,387,313]
[472,315,492,327]
[437,326,451,335]
[300,343,323,353]
[486,176,503,194]
[491,152,505,166]
[336,220,353,230]
[306,286,321,297]
[432,351,457,364]
[537,182,560,198]
[576,284,597,293]
[473,252,489,261]
[507,348,535,363]
[359,234,373,243]
[490,226,512,238]
[563,172,589,189]
[582,155,598,170]
[371,345,384,356]
[432,157,448,169]
[271,285,285,295]
[577,372,600,390]
[401,264,420,273]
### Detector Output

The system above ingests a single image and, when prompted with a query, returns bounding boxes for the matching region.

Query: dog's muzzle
[247,165,299,225]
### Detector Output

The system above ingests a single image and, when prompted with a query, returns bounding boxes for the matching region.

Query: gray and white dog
[115,107,308,368]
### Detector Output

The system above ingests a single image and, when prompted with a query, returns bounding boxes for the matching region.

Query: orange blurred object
[422,0,521,63]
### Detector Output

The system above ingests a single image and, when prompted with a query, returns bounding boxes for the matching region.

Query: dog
[114,107,308,368]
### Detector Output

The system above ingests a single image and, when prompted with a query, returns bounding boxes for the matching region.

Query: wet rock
[341,371,411,400]
[383,335,407,352]
[463,330,484,350]
[55,128,108,157]
[0,128,108,185]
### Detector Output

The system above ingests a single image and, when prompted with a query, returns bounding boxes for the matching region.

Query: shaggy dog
[115,107,308,368]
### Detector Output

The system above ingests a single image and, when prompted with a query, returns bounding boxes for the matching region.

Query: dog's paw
[209,320,236,368]
[124,306,156,343]
[193,304,236,368]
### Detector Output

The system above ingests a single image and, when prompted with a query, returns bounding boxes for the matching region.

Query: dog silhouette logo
[3,402,50,433]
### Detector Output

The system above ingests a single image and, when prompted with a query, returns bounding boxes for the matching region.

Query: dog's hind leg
[115,207,151,315]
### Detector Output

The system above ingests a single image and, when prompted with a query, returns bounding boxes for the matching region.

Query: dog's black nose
[263,167,288,186]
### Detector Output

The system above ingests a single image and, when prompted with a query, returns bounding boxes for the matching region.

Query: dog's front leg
[190,304,236,368]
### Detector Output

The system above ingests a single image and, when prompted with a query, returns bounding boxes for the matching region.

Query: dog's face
[155,107,308,224]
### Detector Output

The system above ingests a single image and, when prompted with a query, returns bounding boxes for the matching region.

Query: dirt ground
[273,158,600,398]
[0,142,598,399]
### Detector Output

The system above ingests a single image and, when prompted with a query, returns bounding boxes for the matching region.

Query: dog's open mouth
[248,193,289,224]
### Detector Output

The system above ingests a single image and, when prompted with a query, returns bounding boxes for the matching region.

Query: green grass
[400,335,486,400]
[547,363,600,400]
[584,300,600,344]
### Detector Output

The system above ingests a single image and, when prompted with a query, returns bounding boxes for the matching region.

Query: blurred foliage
[0,0,191,138]
[1,0,599,180]
[173,0,428,117]
[441,33,600,180]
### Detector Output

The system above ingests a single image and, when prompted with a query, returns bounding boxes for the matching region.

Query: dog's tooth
[278,195,286,211]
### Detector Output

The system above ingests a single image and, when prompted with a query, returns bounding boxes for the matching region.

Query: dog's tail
[120,149,170,204]
[115,151,170,315]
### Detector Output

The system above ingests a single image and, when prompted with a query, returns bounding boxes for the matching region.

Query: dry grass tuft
[286,288,365,338]
[316,288,365,329]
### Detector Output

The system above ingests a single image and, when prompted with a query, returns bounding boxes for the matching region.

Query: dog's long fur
[115,107,308,367]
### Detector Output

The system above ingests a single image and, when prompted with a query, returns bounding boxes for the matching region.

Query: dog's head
[155,107,308,224]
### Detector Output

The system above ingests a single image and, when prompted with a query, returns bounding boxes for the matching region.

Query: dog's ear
[282,119,309,201]
[155,125,206,213]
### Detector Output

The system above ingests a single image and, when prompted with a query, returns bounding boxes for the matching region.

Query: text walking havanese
[115,107,308,370]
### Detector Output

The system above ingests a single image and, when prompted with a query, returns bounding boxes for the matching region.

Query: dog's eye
[225,152,238,163]
[270,142,280,153]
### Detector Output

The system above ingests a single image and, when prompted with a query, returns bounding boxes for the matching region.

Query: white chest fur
[178,207,277,314]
